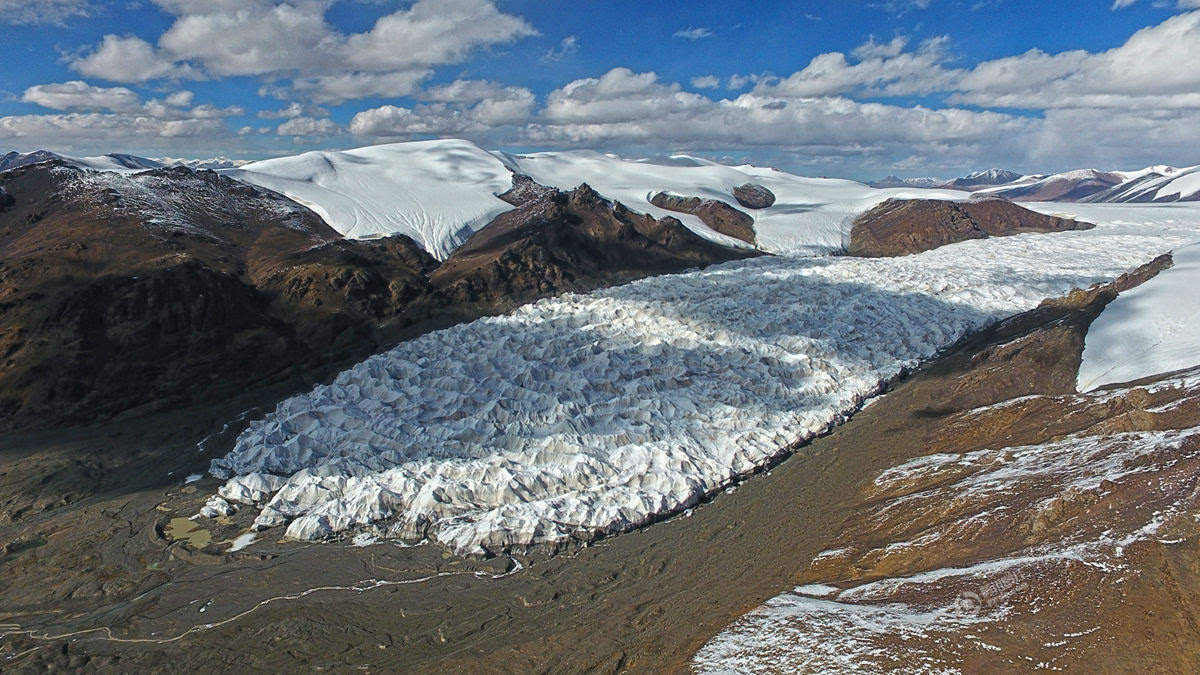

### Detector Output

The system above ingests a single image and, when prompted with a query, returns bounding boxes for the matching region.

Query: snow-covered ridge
[50,164,315,238]
[205,221,1186,556]
[1078,242,1200,392]
[226,139,970,259]
[226,140,516,260]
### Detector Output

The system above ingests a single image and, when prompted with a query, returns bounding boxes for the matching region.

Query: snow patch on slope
[694,421,1200,673]
[1078,242,1200,392]
[206,226,1183,556]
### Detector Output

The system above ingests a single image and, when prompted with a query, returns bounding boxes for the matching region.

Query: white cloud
[757,35,959,98]
[72,35,196,83]
[1113,0,1200,9]
[545,35,579,61]
[727,73,768,90]
[673,27,714,40]
[276,116,340,137]
[543,68,712,125]
[852,36,909,60]
[257,102,328,119]
[23,81,142,113]
[3,80,243,153]
[952,11,1200,109]
[0,0,88,25]
[0,113,228,145]
[691,75,721,89]
[71,0,536,103]
[165,90,194,107]
[526,68,1029,159]
[287,71,432,104]
[350,81,534,137]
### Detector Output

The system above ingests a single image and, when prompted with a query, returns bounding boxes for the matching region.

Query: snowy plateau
[225,139,967,259]
[202,151,1200,555]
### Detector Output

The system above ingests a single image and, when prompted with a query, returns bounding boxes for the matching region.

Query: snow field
[1078,242,1200,391]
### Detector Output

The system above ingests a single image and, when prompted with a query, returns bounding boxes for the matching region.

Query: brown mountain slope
[431,183,759,309]
[0,163,437,428]
[697,254,1200,673]
[648,192,757,245]
[0,168,752,430]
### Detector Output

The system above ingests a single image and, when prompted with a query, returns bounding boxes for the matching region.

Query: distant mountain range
[866,175,945,189]
[0,150,251,174]
[871,165,1200,203]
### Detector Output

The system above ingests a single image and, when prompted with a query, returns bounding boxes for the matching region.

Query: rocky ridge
[648,191,757,245]
[848,197,1093,257]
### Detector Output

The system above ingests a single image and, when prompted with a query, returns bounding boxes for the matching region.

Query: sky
[1,0,1199,179]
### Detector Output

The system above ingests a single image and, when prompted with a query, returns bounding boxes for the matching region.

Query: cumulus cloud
[673,27,714,40]
[351,80,534,137]
[72,35,196,83]
[525,67,1029,159]
[23,81,142,113]
[1113,0,1200,9]
[0,0,89,25]
[544,35,579,61]
[690,75,721,89]
[727,73,768,90]
[951,10,1200,109]
[258,102,329,119]
[276,116,341,137]
[71,0,536,103]
[0,113,229,145]
[757,35,960,98]
[851,35,910,60]
[542,68,712,125]
[165,90,194,107]
[3,81,243,152]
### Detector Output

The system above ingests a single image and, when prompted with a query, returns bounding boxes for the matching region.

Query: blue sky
[2,0,1199,178]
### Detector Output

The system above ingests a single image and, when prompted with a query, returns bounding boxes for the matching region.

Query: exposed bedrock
[848,197,1094,257]
[433,183,759,309]
[733,183,776,209]
[649,192,757,245]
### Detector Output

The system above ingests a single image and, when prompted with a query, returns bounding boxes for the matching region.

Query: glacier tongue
[208,230,1185,556]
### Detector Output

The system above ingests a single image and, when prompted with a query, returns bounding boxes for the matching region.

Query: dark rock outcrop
[432,184,759,309]
[848,197,1093,257]
[497,173,557,207]
[649,192,756,245]
[733,183,776,209]
[0,163,436,428]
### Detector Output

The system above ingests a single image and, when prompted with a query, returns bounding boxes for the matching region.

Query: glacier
[206,210,1197,556]
[1077,241,1200,392]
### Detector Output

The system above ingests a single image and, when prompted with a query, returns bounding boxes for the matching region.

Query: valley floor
[2,203,1200,672]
